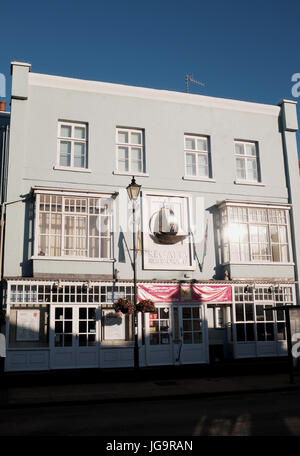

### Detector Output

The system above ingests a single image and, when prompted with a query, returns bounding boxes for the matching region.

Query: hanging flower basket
[113,298,136,315]
[136,299,156,313]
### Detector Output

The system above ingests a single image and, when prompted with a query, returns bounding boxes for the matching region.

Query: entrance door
[177,305,208,364]
[145,305,174,366]
[77,306,99,368]
[50,305,99,369]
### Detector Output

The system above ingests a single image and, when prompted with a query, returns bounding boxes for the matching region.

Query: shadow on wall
[207,205,226,280]
[21,195,34,277]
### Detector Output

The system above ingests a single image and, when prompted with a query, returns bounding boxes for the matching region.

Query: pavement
[1,358,300,409]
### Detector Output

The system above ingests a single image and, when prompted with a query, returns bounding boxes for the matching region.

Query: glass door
[76,306,99,368]
[145,305,174,366]
[51,306,76,368]
[178,305,209,364]
[51,305,99,369]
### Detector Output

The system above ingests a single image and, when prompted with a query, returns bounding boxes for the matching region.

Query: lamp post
[126,176,141,369]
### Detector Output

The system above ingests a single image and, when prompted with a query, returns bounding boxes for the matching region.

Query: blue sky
[1,0,300,144]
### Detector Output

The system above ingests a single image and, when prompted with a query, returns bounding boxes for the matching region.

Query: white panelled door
[177,305,209,364]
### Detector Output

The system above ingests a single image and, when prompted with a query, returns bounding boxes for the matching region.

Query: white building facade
[1,62,300,372]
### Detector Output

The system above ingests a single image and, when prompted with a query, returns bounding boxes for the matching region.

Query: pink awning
[138,284,232,303]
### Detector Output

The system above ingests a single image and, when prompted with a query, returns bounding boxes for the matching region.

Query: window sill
[31,256,114,262]
[53,166,92,173]
[183,176,215,183]
[234,180,265,187]
[113,170,149,177]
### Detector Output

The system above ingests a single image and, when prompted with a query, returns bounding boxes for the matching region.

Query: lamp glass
[126,178,141,200]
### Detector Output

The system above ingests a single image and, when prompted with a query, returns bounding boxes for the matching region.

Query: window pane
[265,306,273,321]
[198,154,208,166]
[236,303,244,321]
[281,245,289,262]
[74,142,85,168]
[61,125,71,137]
[193,332,202,344]
[277,322,286,340]
[60,141,71,166]
[89,215,98,237]
[196,138,207,151]
[118,131,128,143]
[185,138,195,150]
[183,320,192,331]
[131,132,142,145]
[182,308,191,318]
[186,153,196,176]
[89,237,99,258]
[74,127,85,139]
[270,226,279,243]
[256,305,264,321]
[272,245,280,262]
[247,158,258,181]
[65,308,72,319]
[236,158,246,179]
[266,323,274,341]
[245,304,254,321]
[101,238,110,258]
[235,143,244,155]
[131,148,142,173]
[278,226,287,243]
[118,147,129,171]
[245,143,256,156]
[183,332,192,344]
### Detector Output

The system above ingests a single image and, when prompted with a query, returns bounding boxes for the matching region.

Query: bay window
[220,204,291,263]
[36,193,113,259]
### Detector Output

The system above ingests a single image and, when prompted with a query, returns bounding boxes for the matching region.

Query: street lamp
[126,176,141,369]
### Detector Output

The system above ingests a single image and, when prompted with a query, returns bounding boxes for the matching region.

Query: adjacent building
[1,61,300,372]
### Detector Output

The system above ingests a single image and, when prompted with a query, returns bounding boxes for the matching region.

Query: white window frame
[219,203,293,265]
[115,127,146,176]
[32,190,114,261]
[184,134,210,179]
[233,284,295,344]
[234,140,259,183]
[56,121,89,171]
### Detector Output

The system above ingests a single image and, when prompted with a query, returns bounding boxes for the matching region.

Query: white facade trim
[113,170,149,178]
[29,73,280,116]
[32,186,116,198]
[234,180,265,187]
[53,166,92,173]
[31,256,114,262]
[183,176,216,183]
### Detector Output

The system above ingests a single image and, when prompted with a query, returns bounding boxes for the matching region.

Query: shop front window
[234,286,293,343]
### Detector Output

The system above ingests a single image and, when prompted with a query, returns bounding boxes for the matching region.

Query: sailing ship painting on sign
[143,193,194,270]
[150,204,188,245]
